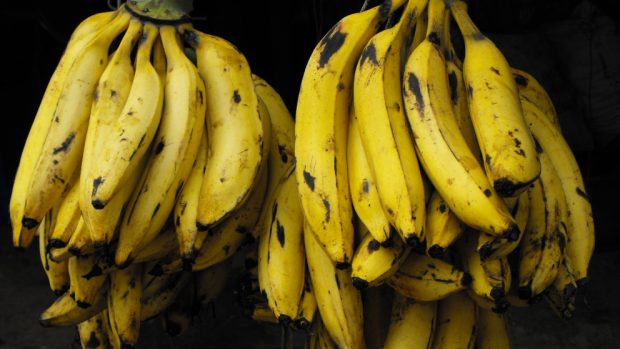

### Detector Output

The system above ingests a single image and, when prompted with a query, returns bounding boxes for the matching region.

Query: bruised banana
[296,0,406,266]
[108,264,142,347]
[68,254,109,308]
[77,311,111,349]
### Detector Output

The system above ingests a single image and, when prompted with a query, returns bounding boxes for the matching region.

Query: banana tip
[91,199,106,210]
[335,261,351,270]
[428,245,445,259]
[351,277,369,290]
[504,224,520,242]
[576,277,588,288]
[278,314,293,326]
[380,238,394,248]
[38,318,52,328]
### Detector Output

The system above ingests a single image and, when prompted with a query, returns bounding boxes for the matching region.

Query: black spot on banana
[322,197,331,222]
[367,240,380,252]
[514,73,528,86]
[428,31,440,45]
[86,332,101,348]
[576,187,590,201]
[360,42,379,66]
[407,73,424,111]
[302,170,315,191]
[276,220,285,248]
[318,25,347,68]
[52,133,76,155]
[448,71,458,104]
[233,90,241,103]
[277,144,289,163]
[154,139,165,154]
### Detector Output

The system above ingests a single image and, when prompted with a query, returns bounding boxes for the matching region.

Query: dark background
[0,0,619,348]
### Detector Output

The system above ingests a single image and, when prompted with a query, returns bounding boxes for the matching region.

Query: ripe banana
[39,290,107,327]
[388,251,471,301]
[77,311,111,349]
[353,0,427,246]
[351,226,410,289]
[80,18,143,246]
[450,0,540,197]
[347,109,393,244]
[295,0,405,266]
[115,25,206,266]
[432,291,477,349]
[89,23,164,210]
[10,10,117,248]
[68,254,109,308]
[108,264,142,347]
[38,213,70,295]
[184,29,266,230]
[48,172,81,249]
[295,277,318,330]
[512,68,561,128]
[304,220,364,349]
[521,99,594,284]
[141,272,190,321]
[23,11,131,236]
[425,190,466,258]
[478,192,530,260]
[383,295,437,349]
[403,0,518,240]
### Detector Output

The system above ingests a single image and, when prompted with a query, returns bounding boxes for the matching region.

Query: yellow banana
[89,23,164,210]
[141,272,190,321]
[351,227,410,289]
[108,264,142,347]
[295,0,405,266]
[39,290,107,327]
[403,0,518,240]
[115,25,206,267]
[10,9,117,247]
[425,190,466,258]
[432,291,477,349]
[304,221,364,349]
[383,295,437,349]
[77,311,110,349]
[512,68,561,128]
[23,11,131,235]
[65,217,95,258]
[388,251,471,301]
[184,30,266,230]
[353,0,428,246]
[347,109,393,244]
[48,172,81,249]
[295,277,318,330]
[476,307,511,349]
[544,255,578,320]
[68,254,109,308]
[450,0,540,197]
[38,211,70,295]
[521,98,594,284]
[306,315,338,349]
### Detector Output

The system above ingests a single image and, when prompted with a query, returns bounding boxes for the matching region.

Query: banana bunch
[12,0,595,348]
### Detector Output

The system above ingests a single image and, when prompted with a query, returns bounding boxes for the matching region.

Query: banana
[195,259,232,307]
[10,9,117,248]
[466,289,510,314]
[304,221,364,349]
[38,211,70,295]
[408,7,428,55]
[39,290,107,327]
[459,232,510,308]
[162,280,195,337]
[295,277,318,330]
[115,25,206,266]
[425,190,466,258]
[450,0,540,197]
[295,0,405,266]
[48,172,81,249]
[477,191,530,260]
[80,19,143,246]
[403,0,518,240]
[388,251,471,301]
[184,29,266,230]
[250,303,278,324]
[432,291,477,349]
[383,295,436,349]
[68,254,109,308]
[518,150,565,299]
[347,109,392,244]
[262,166,305,325]
[512,68,561,128]
[362,284,393,349]
[89,23,164,210]
[521,98,594,284]
[351,226,410,289]
[141,272,190,321]
[108,264,142,347]
[544,255,578,320]
[353,0,428,246]
[306,315,338,349]
[133,227,178,264]
[65,217,95,258]
[476,307,511,349]
[77,311,110,349]
[174,130,207,262]
[22,11,131,237]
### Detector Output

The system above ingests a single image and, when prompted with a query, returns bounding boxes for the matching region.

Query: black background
[1,0,619,247]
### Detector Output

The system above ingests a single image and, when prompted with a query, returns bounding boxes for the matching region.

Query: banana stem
[126,0,193,21]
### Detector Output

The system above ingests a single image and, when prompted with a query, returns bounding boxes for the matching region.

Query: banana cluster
[12,0,595,348]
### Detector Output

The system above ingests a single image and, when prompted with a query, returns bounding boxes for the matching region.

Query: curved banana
[388,252,471,301]
[65,217,95,258]
[80,19,144,246]
[108,264,142,347]
[544,255,577,320]
[403,0,518,240]
[115,25,206,266]
[68,254,109,308]
[450,0,540,197]
[10,9,117,247]
[347,110,393,244]
[184,30,266,230]
[351,227,410,289]
[39,290,107,327]
[77,311,110,349]
[521,99,593,284]
[48,172,81,249]
[141,272,190,321]
[432,291,477,349]
[425,190,466,258]
[174,130,207,261]
[512,68,561,128]
[353,0,428,246]
[22,11,131,236]
[295,277,318,330]
[383,295,436,349]
[38,212,70,295]
[295,0,405,266]
[475,307,511,349]
[89,23,164,210]
[304,220,364,349]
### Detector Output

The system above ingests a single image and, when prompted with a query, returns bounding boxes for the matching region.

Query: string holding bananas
[11,0,595,348]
